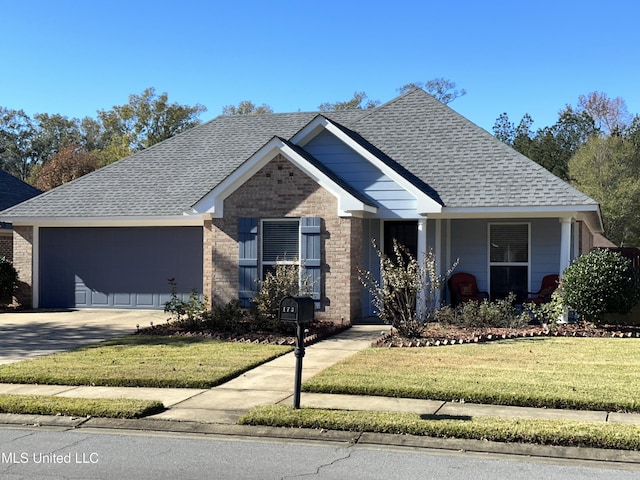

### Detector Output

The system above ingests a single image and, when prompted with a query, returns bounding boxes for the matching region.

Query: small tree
[562,249,639,324]
[0,257,18,305]
[359,240,456,337]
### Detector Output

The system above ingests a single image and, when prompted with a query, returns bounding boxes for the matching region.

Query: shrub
[435,293,529,329]
[0,257,17,305]
[561,249,639,324]
[252,263,313,331]
[359,240,457,337]
[163,278,207,328]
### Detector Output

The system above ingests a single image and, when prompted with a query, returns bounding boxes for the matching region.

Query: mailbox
[279,296,314,324]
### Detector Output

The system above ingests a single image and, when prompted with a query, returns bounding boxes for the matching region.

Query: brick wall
[12,226,33,307]
[209,155,362,325]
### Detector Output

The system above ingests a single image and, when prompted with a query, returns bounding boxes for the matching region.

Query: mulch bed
[136,321,350,347]
[375,323,640,348]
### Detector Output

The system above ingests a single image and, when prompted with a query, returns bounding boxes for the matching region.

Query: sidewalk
[0,325,640,463]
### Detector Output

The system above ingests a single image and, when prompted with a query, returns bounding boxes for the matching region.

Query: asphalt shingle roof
[0,89,596,219]
[0,171,41,211]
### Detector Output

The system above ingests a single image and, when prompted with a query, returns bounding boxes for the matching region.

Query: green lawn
[0,335,292,388]
[302,337,640,412]
[0,394,163,419]
[240,405,640,451]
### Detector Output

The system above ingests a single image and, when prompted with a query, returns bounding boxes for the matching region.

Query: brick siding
[209,155,362,325]
[12,226,33,307]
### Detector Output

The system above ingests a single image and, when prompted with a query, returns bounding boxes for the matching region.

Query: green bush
[562,249,639,324]
[0,257,17,305]
[163,278,207,328]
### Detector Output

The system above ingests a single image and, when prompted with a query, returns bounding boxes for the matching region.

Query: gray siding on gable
[305,130,417,218]
[39,227,203,309]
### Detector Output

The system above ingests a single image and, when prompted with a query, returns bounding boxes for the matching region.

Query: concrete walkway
[1,323,639,428]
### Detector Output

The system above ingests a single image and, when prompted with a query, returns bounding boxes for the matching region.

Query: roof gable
[191,136,377,217]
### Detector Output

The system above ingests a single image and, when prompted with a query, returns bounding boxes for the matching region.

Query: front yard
[302,337,640,412]
[0,335,292,388]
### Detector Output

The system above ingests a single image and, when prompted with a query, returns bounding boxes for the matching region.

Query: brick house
[0,171,41,262]
[0,89,603,323]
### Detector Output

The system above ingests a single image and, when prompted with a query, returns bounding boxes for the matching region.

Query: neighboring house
[0,171,41,262]
[0,89,603,323]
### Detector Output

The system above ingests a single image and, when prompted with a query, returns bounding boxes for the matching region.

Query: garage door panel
[40,227,203,309]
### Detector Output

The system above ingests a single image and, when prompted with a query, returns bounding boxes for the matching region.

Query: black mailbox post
[279,296,314,409]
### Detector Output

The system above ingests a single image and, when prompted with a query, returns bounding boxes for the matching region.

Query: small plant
[523,290,565,328]
[203,300,251,332]
[561,249,639,325]
[252,262,313,331]
[164,278,207,328]
[359,240,457,337]
[0,257,17,306]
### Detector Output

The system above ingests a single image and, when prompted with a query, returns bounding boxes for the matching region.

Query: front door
[384,221,418,261]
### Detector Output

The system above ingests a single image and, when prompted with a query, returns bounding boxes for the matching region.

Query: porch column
[417,217,428,321]
[559,218,573,275]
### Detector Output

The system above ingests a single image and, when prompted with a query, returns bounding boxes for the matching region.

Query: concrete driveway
[0,309,169,364]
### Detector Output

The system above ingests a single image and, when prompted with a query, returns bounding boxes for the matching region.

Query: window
[489,223,529,302]
[261,219,300,279]
[238,217,321,308]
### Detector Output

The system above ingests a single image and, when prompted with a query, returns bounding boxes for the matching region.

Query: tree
[0,107,36,180]
[221,101,273,115]
[577,91,632,135]
[318,91,380,111]
[398,78,467,104]
[34,144,99,191]
[569,135,640,246]
[97,87,206,153]
[493,109,598,182]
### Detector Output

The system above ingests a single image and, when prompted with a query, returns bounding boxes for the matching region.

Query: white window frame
[487,222,531,295]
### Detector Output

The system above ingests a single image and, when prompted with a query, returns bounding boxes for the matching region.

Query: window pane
[263,220,299,262]
[490,266,528,302]
[490,224,528,263]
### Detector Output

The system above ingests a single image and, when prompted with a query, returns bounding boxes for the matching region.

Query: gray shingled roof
[0,89,596,219]
[0,171,41,211]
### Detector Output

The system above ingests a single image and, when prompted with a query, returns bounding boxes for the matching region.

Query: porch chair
[523,274,560,305]
[448,272,489,307]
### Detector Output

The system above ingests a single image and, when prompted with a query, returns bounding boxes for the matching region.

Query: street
[0,427,638,480]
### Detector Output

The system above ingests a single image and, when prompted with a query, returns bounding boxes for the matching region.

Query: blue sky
[3,0,639,133]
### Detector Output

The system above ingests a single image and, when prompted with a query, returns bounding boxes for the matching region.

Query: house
[0,171,41,262]
[0,89,603,323]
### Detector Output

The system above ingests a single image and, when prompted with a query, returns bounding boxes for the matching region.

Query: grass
[0,335,292,388]
[0,394,164,418]
[240,405,640,451]
[302,337,640,412]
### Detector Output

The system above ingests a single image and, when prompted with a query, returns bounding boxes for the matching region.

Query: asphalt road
[0,427,639,480]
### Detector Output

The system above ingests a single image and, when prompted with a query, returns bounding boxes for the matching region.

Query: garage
[39,227,203,309]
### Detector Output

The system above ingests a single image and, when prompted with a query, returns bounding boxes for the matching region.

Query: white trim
[190,137,377,218]
[32,226,39,309]
[438,205,600,218]
[10,215,208,228]
[559,218,573,275]
[417,218,427,320]
[291,116,442,214]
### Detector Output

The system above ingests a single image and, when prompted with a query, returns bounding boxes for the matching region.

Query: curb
[2,413,640,465]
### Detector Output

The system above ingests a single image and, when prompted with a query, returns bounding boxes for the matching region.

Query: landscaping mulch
[136,320,350,347]
[375,323,640,348]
